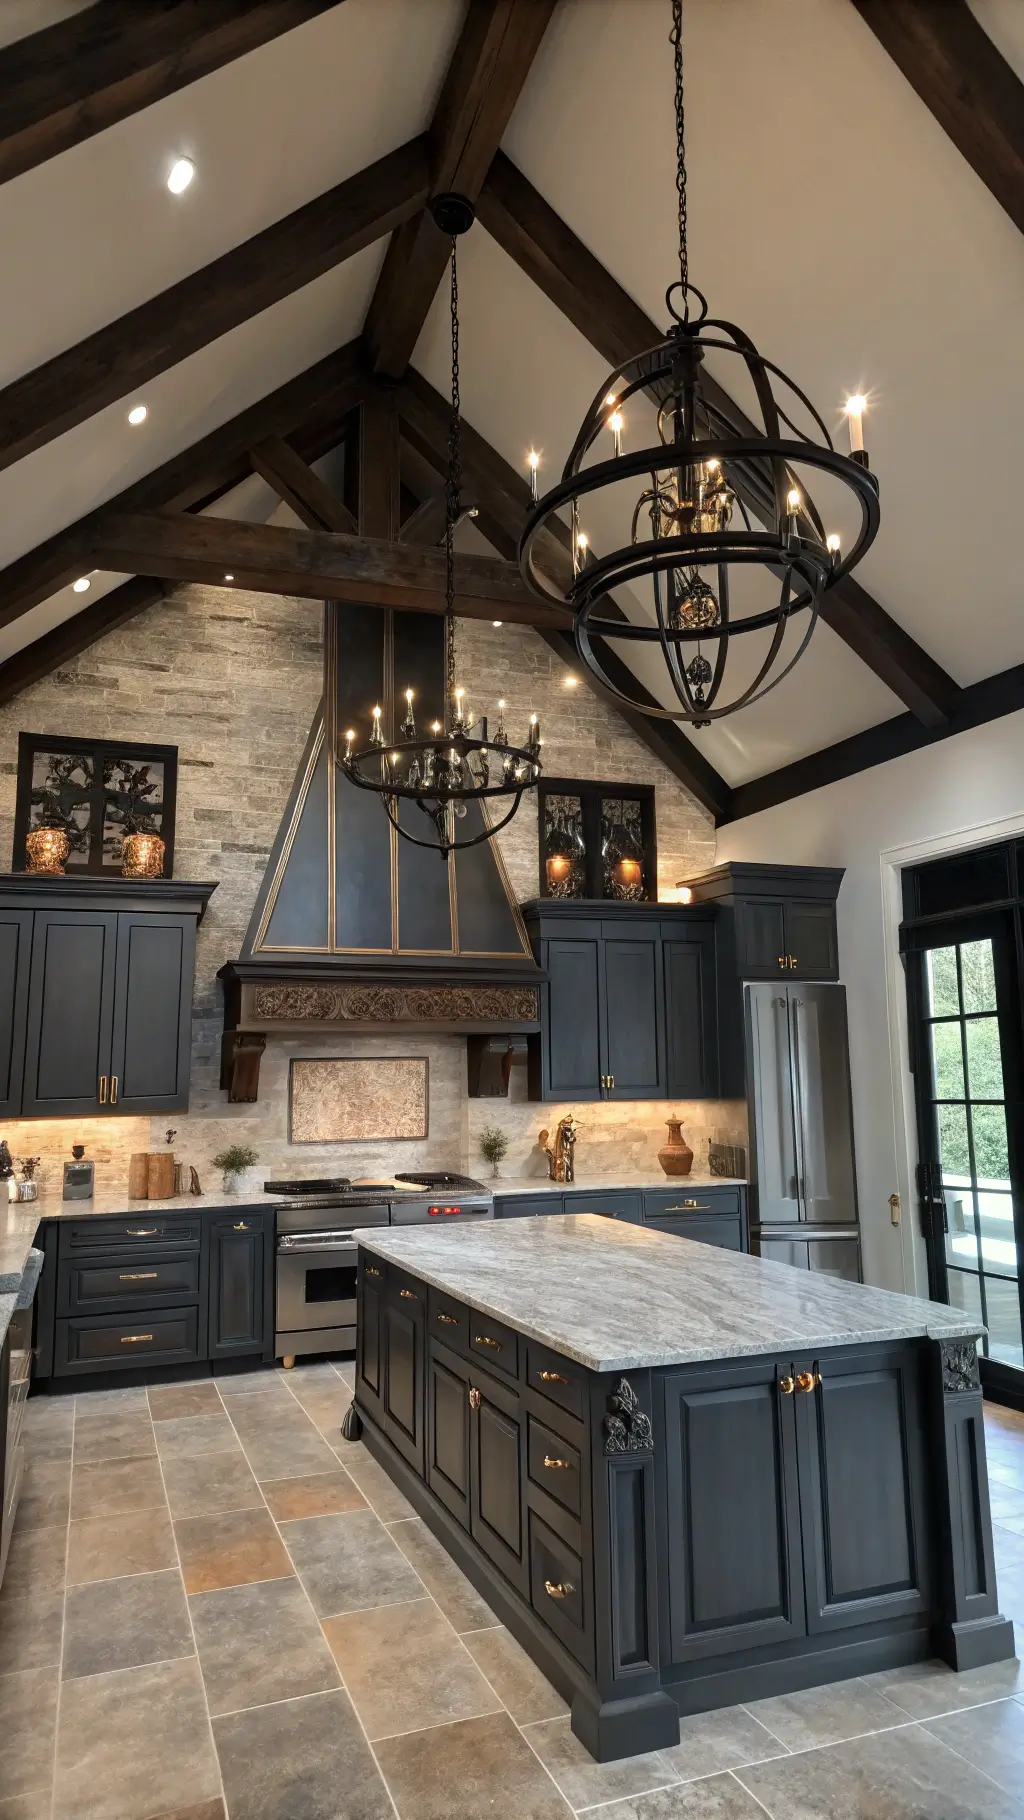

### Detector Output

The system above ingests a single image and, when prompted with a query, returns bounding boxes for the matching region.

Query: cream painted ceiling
[2,0,1022,791]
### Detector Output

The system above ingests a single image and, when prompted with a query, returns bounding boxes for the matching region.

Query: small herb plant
[213,1144,259,1178]
[479,1125,509,1178]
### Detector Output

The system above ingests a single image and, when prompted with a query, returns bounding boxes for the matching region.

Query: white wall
[716,709,1024,1295]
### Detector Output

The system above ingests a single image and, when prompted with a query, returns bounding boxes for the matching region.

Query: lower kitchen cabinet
[564,1190,642,1223]
[382,1268,425,1475]
[209,1211,272,1359]
[469,1361,528,1595]
[0,909,31,1118]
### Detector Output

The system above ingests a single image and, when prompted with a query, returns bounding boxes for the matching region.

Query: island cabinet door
[427,1339,472,1529]
[357,1259,386,1427]
[795,1345,931,1634]
[383,1272,425,1476]
[662,1358,806,1663]
[469,1365,528,1596]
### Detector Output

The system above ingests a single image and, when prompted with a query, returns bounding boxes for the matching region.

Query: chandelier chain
[670,0,687,301]
[445,235,461,724]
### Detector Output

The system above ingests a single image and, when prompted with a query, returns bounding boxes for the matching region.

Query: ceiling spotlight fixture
[341,195,541,853]
[519,0,879,727]
[127,403,148,426]
[223,573,234,581]
[167,156,195,195]
[492,620,503,628]
[72,577,91,594]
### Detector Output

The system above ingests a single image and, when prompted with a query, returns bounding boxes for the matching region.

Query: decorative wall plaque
[289,1057,428,1143]
[603,1378,654,1455]
[940,1339,981,1395]
[254,984,538,1024]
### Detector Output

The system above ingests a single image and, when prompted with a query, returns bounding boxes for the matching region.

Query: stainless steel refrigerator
[745,982,862,1280]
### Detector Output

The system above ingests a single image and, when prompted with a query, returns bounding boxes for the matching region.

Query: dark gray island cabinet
[349,1216,1013,1763]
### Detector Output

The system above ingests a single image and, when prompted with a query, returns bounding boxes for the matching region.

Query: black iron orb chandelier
[341,195,541,852]
[519,0,881,727]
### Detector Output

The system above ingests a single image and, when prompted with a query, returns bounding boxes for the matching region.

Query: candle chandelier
[519,0,880,727]
[341,196,541,853]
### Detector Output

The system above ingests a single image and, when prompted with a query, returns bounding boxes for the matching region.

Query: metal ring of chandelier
[341,731,539,852]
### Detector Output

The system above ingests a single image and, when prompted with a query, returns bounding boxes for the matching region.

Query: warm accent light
[224,573,234,581]
[72,577,90,593]
[677,884,693,904]
[786,488,801,513]
[492,620,503,627]
[845,394,866,453]
[564,674,578,687]
[612,856,643,892]
[546,853,572,887]
[527,449,540,501]
[167,157,195,194]
[826,533,841,555]
[127,404,148,425]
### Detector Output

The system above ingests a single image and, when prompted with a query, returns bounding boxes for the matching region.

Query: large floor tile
[735,1722,1024,1818]
[72,1409,156,1464]
[0,1588,65,1674]
[174,1506,293,1595]
[259,1468,366,1521]
[213,1687,393,1820]
[15,1459,70,1530]
[0,1521,67,1600]
[863,1654,1024,1718]
[745,1679,908,1750]
[67,1507,177,1585]
[463,1624,569,1724]
[149,1381,225,1422]
[376,1710,573,1819]
[522,1716,680,1812]
[581,1778,781,1819]
[925,1697,1024,1800]
[214,1369,292,1400]
[659,1705,790,1781]
[335,1439,415,1521]
[62,1568,193,1680]
[281,1508,424,1617]
[22,1402,73,1465]
[0,1791,56,1820]
[53,1658,221,1820]
[74,1386,149,1414]
[323,1596,501,1740]
[154,1414,242,1459]
[190,1573,339,1716]
[389,1516,500,1632]
[70,1456,166,1522]
[229,1411,340,1480]
[0,1666,58,1799]
[161,1448,263,1520]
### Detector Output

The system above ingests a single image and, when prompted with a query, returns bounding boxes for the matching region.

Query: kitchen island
[349,1215,1013,1762]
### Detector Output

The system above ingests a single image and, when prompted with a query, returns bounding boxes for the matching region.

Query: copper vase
[25,826,70,874]
[658,1117,694,1177]
[122,831,165,878]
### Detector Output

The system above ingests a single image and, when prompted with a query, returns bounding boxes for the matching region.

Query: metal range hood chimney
[218,602,541,1099]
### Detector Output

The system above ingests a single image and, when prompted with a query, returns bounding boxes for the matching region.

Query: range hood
[219,602,541,1097]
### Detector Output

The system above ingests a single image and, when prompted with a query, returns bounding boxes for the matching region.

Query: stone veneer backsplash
[0,582,720,1193]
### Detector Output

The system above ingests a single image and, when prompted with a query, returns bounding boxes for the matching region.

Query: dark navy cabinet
[0,909,31,1117]
[209,1211,272,1359]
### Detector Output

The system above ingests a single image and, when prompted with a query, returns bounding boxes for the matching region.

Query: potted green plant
[212,1143,259,1195]
[479,1125,509,1180]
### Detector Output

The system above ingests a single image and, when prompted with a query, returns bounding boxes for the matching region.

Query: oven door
[275,1232,359,1337]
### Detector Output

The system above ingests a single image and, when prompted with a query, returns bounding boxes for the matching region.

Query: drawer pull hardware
[779,1376,795,1395]
[232,1222,249,1231]
[539,1369,569,1385]
[127,1228,158,1237]
[796,1370,820,1393]
[121,1333,153,1344]
[365,1265,381,1278]
[119,1272,158,1281]
[545,1578,574,1600]
[437,1312,458,1326]
[99,1074,107,1104]
[399,1289,418,1300]
[543,1454,571,1470]
[664,1202,710,1212]
[111,1075,118,1104]
[469,1387,481,1409]
[475,1334,501,1350]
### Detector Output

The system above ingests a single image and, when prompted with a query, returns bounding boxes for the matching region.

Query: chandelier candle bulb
[609,409,624,457]
[845,395,869,467]
[527,449,540,501]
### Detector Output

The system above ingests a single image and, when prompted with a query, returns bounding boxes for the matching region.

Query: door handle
[127,1227,158,1236]
[399,1289,418,1300]
[99,1074,107,1104]
[119,1272,158,1281]
[543,1454,571,1470]
[364,1264,381,1278]
[437,1312,458,1326]
[545,1578,574,1600]
[120,1333,153,1344]
[796,1370,820,1393]
[233,1222,249,1232]
[474,1333,502,1350]
[539,1369,569,1385]
[110,1075,118,1104]
[779,1376,795,1394]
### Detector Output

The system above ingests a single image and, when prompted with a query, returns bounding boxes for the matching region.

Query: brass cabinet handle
[539,1369,568,1385]
[120,1333,153,1344]
[779,1376,795,1395]
[543,1454,571,1470]
[365,1264,381,1278]
[664,1202,710,1212]
[99,1074,107,1104]
[399,1289,418,1301]
[468,1387,481,1409]
[233,1222,249,1231]
[474,1334,501,1350]
[609,1075,615,1089]
[437,1312,458,1326]
[127,1227,158,1236]
[796,1370,820,1393]
[110,1075,118,1104]
[545,1578,574,1600]
[119,1272,158,1281]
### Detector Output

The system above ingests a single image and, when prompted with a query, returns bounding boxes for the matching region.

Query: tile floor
[3,1373,1024,1819]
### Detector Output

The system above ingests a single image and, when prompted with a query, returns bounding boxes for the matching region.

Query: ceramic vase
[658,1117,694,1177]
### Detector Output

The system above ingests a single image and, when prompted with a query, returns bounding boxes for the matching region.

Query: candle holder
[25,825,70,874]
[121,830,166,878]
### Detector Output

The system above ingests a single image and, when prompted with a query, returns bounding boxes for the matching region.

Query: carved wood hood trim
[250,982,539,1025]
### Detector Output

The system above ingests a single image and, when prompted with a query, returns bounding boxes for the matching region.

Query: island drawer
[526,1342,585,1421]
[529,1510,592,1670]
[54,1307,201,1375]
[385,1267,425,1313]
[643,1187,741,1220]
[563,1190,642,1223]
[58,1253,200,1316]
[494,1196,561,1219]
[61,1216,202,1256]
[528,1414,582,1518]
[429,1289,468,1349]
[469,1314,519,1377]
[645,1215,742,1252]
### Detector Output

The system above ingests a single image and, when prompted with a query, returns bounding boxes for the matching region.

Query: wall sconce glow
[167,157,195,194]
[72,577,91,594]
[127,404,148,426]
[844,394,866,454]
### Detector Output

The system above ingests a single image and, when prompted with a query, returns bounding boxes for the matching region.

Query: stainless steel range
[271,1173,493,1364]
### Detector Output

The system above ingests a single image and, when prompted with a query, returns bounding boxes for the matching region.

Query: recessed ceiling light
[127,403,147,425]
[564,674,578,687]
[492,620,503,628]
[72,577,91,593]
[167,156,195,195]
[223,573,234,582]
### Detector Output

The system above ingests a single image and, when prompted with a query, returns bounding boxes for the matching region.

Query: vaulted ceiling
[1,0,1022,826]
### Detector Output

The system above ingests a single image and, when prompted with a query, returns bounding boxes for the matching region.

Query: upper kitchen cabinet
[0,878,216,1119]
[522,901,717,1102]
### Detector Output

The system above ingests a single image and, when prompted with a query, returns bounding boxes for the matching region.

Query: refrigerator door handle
[790,994,808,1219]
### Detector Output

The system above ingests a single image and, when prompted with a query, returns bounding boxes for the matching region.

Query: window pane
[947,1267,985,1337]
[542,793,585,898]
[930,1021,966,1100]
[926,946,960,1017]
[971,1103,1011,1184]
[985,1274,1022,1367]
[938,1102,971,1178]
[944,1181,979,1277]
[959,939,997,1015]
[965,1016,1004,1100]
[977,1189,1016,1275]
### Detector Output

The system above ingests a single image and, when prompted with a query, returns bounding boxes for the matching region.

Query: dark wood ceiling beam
[0,577,166,708]
[397,369,733,819]
[0,0,341,187]
[0,136,427,475]
[0,339,368,632]
[249,435,355,533]
[364,0,556,380]
[850,0,1024,236]
[90,511,571,627]
[477,150,962,730]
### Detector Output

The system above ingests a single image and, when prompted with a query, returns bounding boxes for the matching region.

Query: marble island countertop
[357,1213,981,1373]
[491,1172,746,1195]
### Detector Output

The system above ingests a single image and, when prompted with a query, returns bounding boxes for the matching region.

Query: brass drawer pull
[437,1312,458,1326]
[539,1369,568,1385]
[119,1272,158,1281]
[475,1334,501,1350]
[399,1289,418,1301]
[796,1370,820,1393]
[365,1265,381,1278]
[543,1454,571,1470]
[120,1333,153,1344]
[99,1074,107,1104]
[779,1376,795,1395]
[111,1075,118,1104]
[127,1228,158,1237]
[545,1578,574,1600]
[233,1222,249,1231]
[664,1202,710,1212]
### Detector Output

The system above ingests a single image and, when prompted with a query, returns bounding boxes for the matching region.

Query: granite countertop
[357,1214,981,1373]
[492,1172,746,1195]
